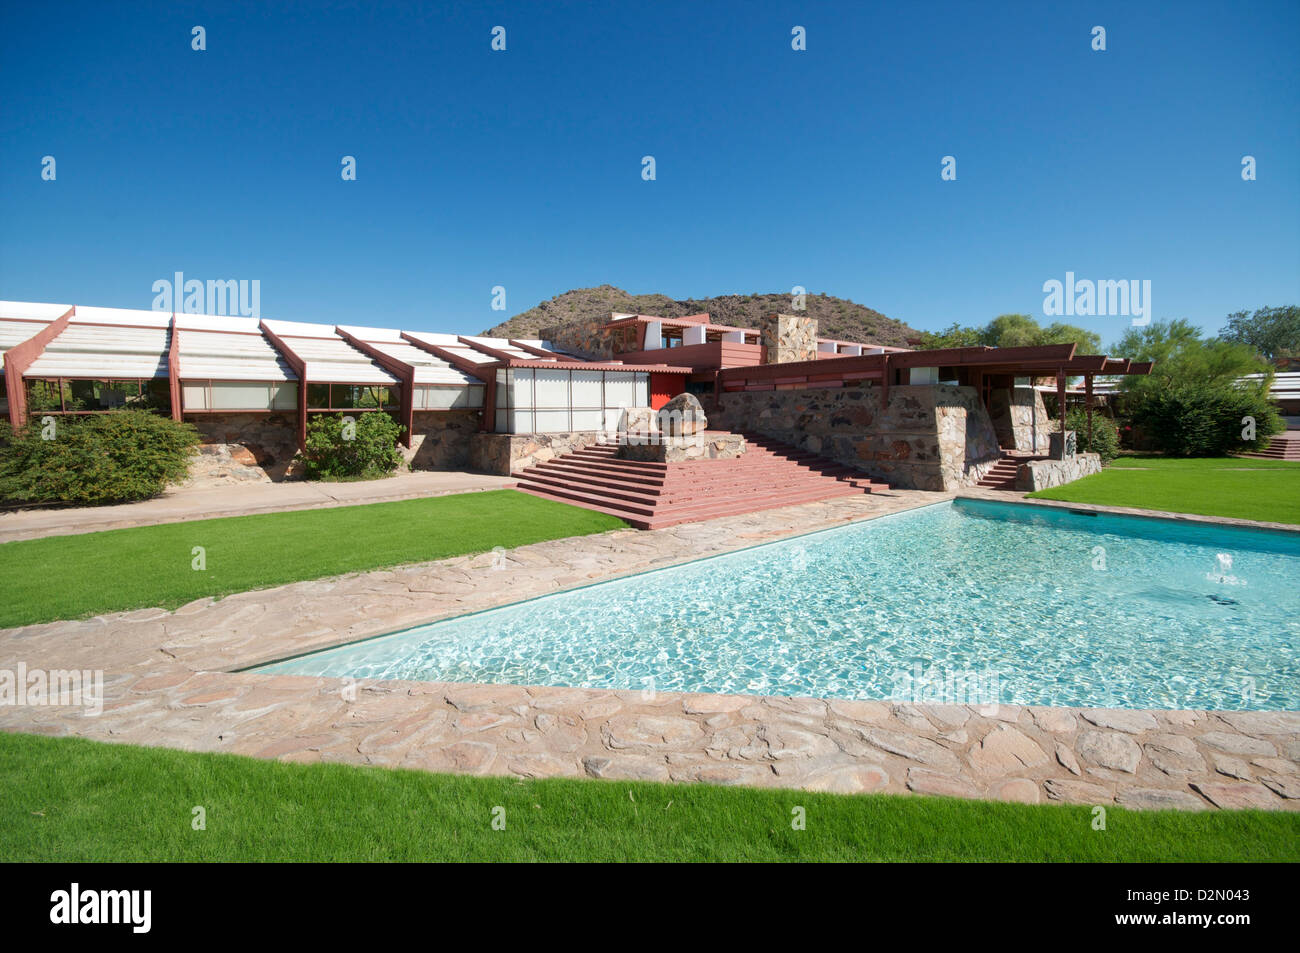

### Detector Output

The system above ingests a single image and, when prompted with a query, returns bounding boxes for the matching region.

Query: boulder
[657,393,707,436]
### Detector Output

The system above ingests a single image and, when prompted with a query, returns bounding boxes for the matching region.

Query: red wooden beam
[336,328,415,448]
[507,338,564,359]
[457,336,519,363]
[400,332,497,384]
[167,314,182,421]
[259,321,309,450]
[4,306,75,428]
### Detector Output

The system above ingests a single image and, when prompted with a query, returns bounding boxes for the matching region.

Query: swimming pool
[256,499,1300,710]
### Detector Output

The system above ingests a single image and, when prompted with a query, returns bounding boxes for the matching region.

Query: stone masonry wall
[988,386,1053,453]
[759,313,818,364]
[402,410,480,471]
[712,384,1002,490]
[469,430,607,475]
[1017,453,1102,491]
[185,413,301,483]
[539,320,618,360]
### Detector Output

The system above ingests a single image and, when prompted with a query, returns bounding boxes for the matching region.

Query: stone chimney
[760,313,818,364]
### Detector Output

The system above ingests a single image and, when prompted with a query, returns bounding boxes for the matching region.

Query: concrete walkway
[0,471,517,543]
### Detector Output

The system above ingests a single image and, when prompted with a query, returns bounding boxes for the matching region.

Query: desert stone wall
[538,320,619,360]
[1017,453,1102,491]
[712,384,1001,490]
[186,413,301,483]
[403,410,480,471]
[759,313,818,364]
[469,430,606,475]
[988,386,1053,453]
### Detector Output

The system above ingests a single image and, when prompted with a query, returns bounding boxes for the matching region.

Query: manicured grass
[1027,457,1300,525]
[1109,454,1300,470]
[2,733,1294,862]
[0,490,624,629]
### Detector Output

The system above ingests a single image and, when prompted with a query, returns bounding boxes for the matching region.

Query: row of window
[21,378,485,415]
[24,378,170,413]
[493,367,650,434]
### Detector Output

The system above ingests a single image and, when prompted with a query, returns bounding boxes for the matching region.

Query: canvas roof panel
[28,323,170,378]
[178,328,297,381]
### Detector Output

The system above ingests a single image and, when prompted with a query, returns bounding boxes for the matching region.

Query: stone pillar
[759,313,818,364]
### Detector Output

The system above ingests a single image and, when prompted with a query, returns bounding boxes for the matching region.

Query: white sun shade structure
[175,314,299,412]
[337,325,484,410]
[458,335,558,362]
[26,307,171,379]
[261,318,399,385]
[402,331,499,372]
[0,300,66,358]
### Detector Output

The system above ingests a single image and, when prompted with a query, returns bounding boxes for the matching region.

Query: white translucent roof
[403,330,462,347]
[178,327,296,382]
[261,317,339,338]
[1,301,616,386]
[28,322,170,378]
[362,341,477,385]
[70,306,171,328]
[459,335,555,361]
[0,300,71,321]
[336,324,406,344]
[175,313,263,334]
[278,336,398,384]
[403,332,503,366]
[0,319,50,356]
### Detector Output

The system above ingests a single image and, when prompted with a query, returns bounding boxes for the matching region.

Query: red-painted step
[512,431,888,529]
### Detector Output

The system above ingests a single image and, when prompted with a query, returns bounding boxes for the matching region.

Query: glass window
[182,383,209,410]
[534,409,570,432]
[307,383,330,408]
[270,382,297,410]
[212,382,272,410]
[571,370,602,408]
[534,369,569,409]
[604,372,634,407]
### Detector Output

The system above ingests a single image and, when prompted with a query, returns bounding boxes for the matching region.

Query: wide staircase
[1241,430,1300,461]
[974,451,1047,490]
[512,433,888,529]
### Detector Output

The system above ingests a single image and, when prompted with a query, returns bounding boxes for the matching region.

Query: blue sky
[1,0,1296,346]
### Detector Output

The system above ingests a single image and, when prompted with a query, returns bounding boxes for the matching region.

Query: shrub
[1065,408,1120,462]
[302,412,405,480]
[0,411,200,506]
[1122,380,1283,457]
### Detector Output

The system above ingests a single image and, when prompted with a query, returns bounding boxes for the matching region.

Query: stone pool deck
[1,488,1297,811]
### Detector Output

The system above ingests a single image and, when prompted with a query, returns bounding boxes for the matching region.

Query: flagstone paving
[1,489,1297,810]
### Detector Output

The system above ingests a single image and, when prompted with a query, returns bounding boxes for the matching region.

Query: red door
[650,373,674,410]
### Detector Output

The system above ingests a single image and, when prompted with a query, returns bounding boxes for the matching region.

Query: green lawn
[1027,456,1300,525]
[3,733,1294,862]
[0,490,624,629]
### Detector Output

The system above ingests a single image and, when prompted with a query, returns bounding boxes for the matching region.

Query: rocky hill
[481,285,917,347]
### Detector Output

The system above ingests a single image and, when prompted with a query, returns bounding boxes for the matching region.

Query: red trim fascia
[336,327,415,447]
[167,313,182,420]
[4,306,75,428]
[259,321,309,449]
[507,339,565,359]
[400,333,497,384]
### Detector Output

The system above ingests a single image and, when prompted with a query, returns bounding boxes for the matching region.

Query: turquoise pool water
[257,499,1300,710]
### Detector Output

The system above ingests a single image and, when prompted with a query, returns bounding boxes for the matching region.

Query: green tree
[916,314,1101,353]
[0,411,199,505]
[1220,305,1300,360]
[1110,320,1283,456]
[303,412,405,480]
